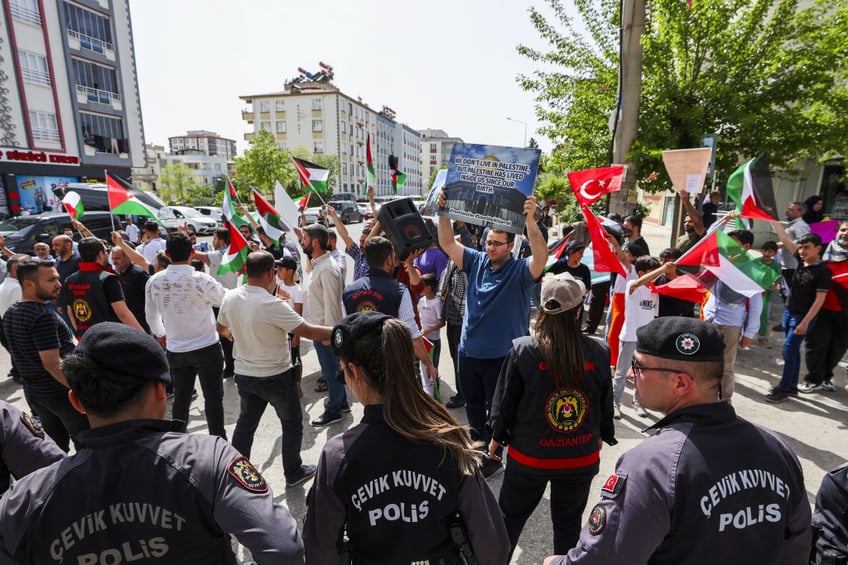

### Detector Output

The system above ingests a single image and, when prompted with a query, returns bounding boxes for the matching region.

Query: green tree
[520,0,848,196]
[233,130,294,201]
[158,162,197,205]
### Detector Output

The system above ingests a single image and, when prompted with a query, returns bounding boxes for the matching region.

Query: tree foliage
[158,162,197,205]
[233,130,294,200]
[519,0,848,202]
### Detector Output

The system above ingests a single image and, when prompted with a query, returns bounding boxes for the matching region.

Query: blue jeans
[232,370,303,481]
[458,351,505,443]
[313,340,344,414]
[777,309,814,392]
[168,343,226,438]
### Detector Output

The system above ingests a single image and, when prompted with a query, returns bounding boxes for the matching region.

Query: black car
[328,201,362,224]
[0,211,119,255]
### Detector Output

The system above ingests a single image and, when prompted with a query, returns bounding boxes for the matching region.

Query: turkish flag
[581,204,626,277]
[568,166,625,206]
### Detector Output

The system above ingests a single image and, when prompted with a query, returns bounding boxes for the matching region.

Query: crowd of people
[0,188,845,564]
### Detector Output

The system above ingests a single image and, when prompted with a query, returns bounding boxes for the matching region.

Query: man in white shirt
[195,227,238,379]
[138,221,167,265]
[145,232,227,438]
[124,218,140,244]
[217,251,331,487]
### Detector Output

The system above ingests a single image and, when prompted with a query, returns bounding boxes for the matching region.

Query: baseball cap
[540,273,586,315]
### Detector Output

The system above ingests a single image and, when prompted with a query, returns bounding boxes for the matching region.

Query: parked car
[303,207,322,226]
[166,206,218,235]
[328,201,362,224]
[195,206,224,228]
[0,211,117,255]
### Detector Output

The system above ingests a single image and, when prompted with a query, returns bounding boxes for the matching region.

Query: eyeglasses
[630,359,683,380]
[485,240,508,248]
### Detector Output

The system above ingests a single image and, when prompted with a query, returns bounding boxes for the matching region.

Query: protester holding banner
[437,188,548,478]
[675,192,706,253]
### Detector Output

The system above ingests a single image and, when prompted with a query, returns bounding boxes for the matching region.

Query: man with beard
[109,236,150,333]
[675,192,706,253]
[300,223,346,427]
[622,215,650,256]
[798,220,848,393]
[3,261,89,451]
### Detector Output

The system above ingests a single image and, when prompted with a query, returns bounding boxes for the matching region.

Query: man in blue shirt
[437,190,548,477]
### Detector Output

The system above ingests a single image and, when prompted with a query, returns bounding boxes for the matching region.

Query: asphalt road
[1,223,847,563]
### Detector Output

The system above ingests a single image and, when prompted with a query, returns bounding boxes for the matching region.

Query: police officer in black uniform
[0,322,304,564]
[544,317,811,565]
[303,312,509,564]
[0,399,65,496]
[812,462,848,564]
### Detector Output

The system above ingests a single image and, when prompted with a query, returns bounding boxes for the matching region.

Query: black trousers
[585,281,610,331]
[499,461,594,557]
[446,322,462,383]
[804,309,848,384]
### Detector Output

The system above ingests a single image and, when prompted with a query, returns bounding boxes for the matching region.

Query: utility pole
[506,117,528,147]
[608,0,646,216]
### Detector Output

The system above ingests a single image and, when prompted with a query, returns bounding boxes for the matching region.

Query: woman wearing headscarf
[804,195,826,224]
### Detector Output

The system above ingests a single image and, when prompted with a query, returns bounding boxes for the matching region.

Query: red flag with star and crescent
[567,166,625,207]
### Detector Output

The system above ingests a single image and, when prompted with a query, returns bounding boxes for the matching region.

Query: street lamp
[506,117,527,147]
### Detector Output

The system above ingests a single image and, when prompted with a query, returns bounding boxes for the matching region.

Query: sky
[127,0,561,157]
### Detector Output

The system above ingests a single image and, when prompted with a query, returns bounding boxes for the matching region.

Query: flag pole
[673,210,734,266]
[105,169,117,233]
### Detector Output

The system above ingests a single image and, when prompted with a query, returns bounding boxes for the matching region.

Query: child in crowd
[276,256,305,394]
[612,256,663,419]
[754,240,781,345]
[417,274,445,398]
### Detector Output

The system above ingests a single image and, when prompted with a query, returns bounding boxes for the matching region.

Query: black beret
[636,317,724,362]
[331,312,392,357]
[75,322,171,383]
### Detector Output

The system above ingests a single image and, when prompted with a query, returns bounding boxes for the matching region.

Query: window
[29,111,59,143]
[340,121,346,133]
[72,59,119,102]
[275,100,284,112]
[278,142,286,152]
[312,98,322,110]
[260,101,269,112]
[10,0,41,26]
[276,121,286,133]
[342,162,347,174]
[80,112,125,153]
[260,121,271,132]
[18,51,50,86]
[341,142,347,155]
[63,3,113,52]
[314,141,324,153]
[312,120,323,132]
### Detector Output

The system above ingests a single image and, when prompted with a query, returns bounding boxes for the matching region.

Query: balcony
[10,3,41,25]
[244,132,255,142]
[76,85,121,109]
[66,29,115,61]
[242,110,254,124]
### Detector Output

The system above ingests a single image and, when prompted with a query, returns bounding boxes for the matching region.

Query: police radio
[449,513,477,565]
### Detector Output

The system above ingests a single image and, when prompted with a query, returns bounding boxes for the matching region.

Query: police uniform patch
[72,298,93,323]
[227,457,268,493]
[20,412,44,438]
[588,504,606,535]
[544,388,589,433]
[675,332,700,356]
[601,473,626,496]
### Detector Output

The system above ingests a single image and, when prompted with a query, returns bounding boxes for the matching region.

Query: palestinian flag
[388,155,406,193]
[292,157,329,193]
[218,220,249,277]
[421,336,441,402]
[253,189,287,241]
[223,177,248,228]
[726,155,778,222]
[106,174,160,221]
[676,229,781,297]
[651,271,716,304]
[544,236,572,272]
[62,191,84,220]
[295,195,309,213]
[366,133,376,194]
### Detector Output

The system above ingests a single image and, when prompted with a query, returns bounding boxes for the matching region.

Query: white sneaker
[613,405,622,420]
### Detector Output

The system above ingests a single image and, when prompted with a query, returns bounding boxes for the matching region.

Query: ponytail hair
[534,305,587,389]
[339,318,481,475]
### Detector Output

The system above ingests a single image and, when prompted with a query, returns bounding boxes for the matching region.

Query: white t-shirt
[218,285,304,377]
[276,281,304,310]
[613,264,635,294]
[417,295,443,341]
[619,280,658,342]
